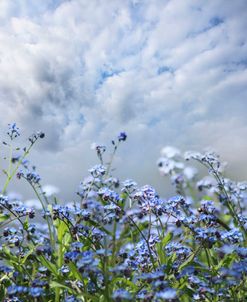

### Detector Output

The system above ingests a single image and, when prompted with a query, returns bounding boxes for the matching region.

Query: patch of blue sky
[187,16,224,39]
[223,59,247,73]
[101,70,120,80]
[94,69,124,90]
[235,59,247,67]
[209,17,224,27]
[157,66,173,75]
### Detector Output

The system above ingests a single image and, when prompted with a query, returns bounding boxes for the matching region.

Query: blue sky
[0,0,247,200]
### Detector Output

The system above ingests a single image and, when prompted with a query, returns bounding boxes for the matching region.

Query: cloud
[0,0,247,199]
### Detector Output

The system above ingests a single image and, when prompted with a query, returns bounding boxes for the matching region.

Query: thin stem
[208,163,247,237]
[2,143,33,194]
[29,182,55,249]
[128,216,156,270]
[111,219,117,266]
[105,142,119,177]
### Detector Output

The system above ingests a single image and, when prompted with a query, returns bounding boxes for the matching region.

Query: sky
[0,0,247,202]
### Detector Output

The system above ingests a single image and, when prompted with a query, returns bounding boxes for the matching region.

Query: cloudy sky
[0,0,247,201]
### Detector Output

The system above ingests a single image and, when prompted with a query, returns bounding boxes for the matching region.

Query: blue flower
[64,251,80,262]
[0,265,12,273]
[65,296,81,302]
[118,132,127,142]
[221,228,243,243]
[29,287,44,297]
[88,164,106,177]
[59,265,70,274]
[28,131,45,144]
[165,242,191,260]
[7,285,28,295]
[7,123,20,140]
[155,288,177,300]
[112,288,132,301]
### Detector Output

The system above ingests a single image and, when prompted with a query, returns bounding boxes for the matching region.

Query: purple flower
[7,123,20,140]
[112,289,132,301]
[155,288,177,300]
[118,132,127,142]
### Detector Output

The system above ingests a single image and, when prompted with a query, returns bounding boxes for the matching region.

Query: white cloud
[0,0,247,199]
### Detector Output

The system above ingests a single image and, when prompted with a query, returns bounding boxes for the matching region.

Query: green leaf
[20,245,36,265]
[161,232,173,246]
[216,253,235,270]
[166,253,177,272]
[37,256,58,276]
[179,255,196,272]
[156,232,173,264]
[50,281,73,291]
[0,286,6,301]
[68,262,83,281]
[57,220,69,243]
[0,213,10,223]
[2,247,18,263]
[111,277,138,291]
[202,195,214,200]
[23,217,29,231]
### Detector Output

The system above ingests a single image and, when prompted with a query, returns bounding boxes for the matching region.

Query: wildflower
[7,285,28,296]
[0,265,12,273]
[65,296,81,302]
[7,123,20,140]
[155,288,177,300]
[59,265,70,274]
[76,251,99,273]
[70,242,83,251]
[165,242,191,260]
[199,200,217,214]
[91,143,106,153]
[118,132,127,142]
[36,245,52,256]
[28,131,45,144]
[29,287,44,297]
[104,177,120,188]
[112,289,132,301]
[98,187,120,202]
[236,247,247,258]
[17,165,41,185]
[88,164,106,177]
[64,251,81,263]
[221,228,243,243]
[136,289,153,300]
[138,270,165,283]
[121,179,137,194]
[92,228,105,241]
[132,185,157,204]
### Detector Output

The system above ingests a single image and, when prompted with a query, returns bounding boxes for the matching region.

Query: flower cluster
[7,123,20,140]
[0,127,246,302]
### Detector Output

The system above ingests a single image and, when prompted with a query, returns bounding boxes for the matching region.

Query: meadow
[0,124,246,301]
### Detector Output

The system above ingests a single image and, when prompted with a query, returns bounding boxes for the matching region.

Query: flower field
[0,124,246,301]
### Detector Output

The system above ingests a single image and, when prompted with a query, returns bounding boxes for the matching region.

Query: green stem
[111,219,117,266]
[128,216,156,270]
[2,143,33,194]
[210,164,247,238]
[30,183,55,249]
[204,247,211,269]
[103,237,110,301]
[105,142,119,177]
